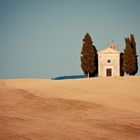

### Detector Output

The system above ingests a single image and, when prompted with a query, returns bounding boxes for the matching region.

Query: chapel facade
[98,42,120,77]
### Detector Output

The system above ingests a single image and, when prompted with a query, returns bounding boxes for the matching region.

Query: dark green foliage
[130,34,138,75]
[120,52,124,76]
[130,34,136,54]
[123,36,137,75]
[81,33,98,77]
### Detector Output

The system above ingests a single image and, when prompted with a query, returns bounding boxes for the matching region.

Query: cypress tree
[81,33,98,77]
[123,37,136,75]
[130,34,138,75]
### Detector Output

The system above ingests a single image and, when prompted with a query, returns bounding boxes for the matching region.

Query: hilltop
[0,76,140,140]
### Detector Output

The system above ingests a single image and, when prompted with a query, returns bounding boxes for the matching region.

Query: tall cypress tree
[130,34,138,75]
[81,33,98,77]
[123,37,136,75]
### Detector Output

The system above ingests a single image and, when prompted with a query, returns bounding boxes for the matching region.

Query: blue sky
[0,0,140,78]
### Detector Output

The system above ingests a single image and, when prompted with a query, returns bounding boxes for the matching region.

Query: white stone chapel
[98,42,120,77]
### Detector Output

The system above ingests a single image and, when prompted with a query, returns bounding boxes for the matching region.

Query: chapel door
[106,68,112,76]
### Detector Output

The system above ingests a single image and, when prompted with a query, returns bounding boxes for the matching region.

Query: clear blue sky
[0,0,140,79]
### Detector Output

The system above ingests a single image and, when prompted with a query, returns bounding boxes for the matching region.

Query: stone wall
[98,52,120,77]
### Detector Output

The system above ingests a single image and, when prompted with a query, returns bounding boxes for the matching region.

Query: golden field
[0,76,140,140]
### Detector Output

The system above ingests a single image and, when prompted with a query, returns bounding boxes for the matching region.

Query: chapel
[98,42,120,77]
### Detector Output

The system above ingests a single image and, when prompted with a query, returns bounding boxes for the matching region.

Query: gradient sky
[0,0,140,79]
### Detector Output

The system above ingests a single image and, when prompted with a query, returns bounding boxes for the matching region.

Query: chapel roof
[98,41,120,54]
